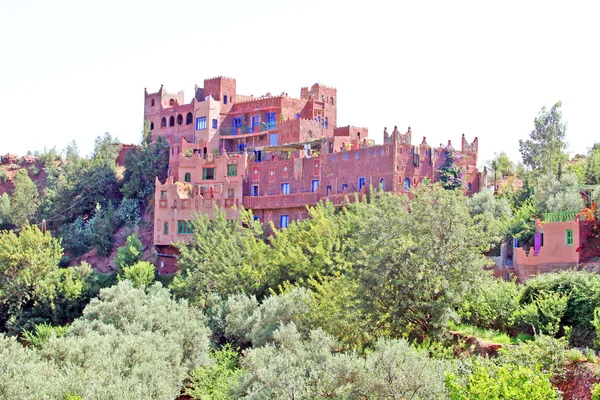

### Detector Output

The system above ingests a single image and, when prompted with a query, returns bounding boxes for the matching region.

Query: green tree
[586,143,600,185]
[121,261,155,288]
[0,193,11,228]
[350,186,493,339]
[114,233,143,269]
[121,135,169,200]
[519,102,568,175]
[170,208,270,305]
[533,172,583,213]
[89,202,115,256]
[0,225,62,332]
[10,169,40,227]
[438,147,465,190]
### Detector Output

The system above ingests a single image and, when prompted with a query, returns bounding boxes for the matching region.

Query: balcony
[219,121,277,136]
[243,192,319,209]
[543,210,581,223]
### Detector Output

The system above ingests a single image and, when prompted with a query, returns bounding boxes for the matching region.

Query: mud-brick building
[147,77,483,273]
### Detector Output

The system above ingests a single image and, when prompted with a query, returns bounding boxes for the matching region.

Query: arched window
[169,99,175,106]
[404,178,411,191]
[341,183,348,192]
[176,114,183,126]
[161,117,167,128]
[224,95,227,104]
[163,222,169,235]
[150,122,154,130]
[151,99,155,107]
[186,112,193,125]
[330,97,334,105]
[169,116,175,127]
[184,172,191,182]
[380,178,385,190]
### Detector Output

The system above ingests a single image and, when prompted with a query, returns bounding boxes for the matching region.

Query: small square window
[566,229,573,246]
[160,191,167,200]
[311,180,319,192]
[358,177,365,190]
[280,215,289,228]
[196,117,207,130]
[202,168,215,180]
[227,164,237,176]
[228,188,235,198]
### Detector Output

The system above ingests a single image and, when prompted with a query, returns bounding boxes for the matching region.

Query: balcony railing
[219,121,277,136]
[543,210,581,223]
[243,192,319,209]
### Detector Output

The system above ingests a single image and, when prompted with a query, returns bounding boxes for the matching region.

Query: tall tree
[10,169,40,227]
[519,102,568,174]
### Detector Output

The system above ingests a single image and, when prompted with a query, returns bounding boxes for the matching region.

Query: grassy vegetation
[449,323,533,345]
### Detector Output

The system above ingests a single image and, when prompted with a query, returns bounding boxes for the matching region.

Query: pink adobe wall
[513,220,580,281]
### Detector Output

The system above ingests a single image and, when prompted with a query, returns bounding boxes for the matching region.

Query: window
[326,185,331,196]
[228,188,235,198]
[425,149,429,157]
[341,183,348,192]
[177,114,183,125]
[151,99,155,107]
[227,164,237,176]
[358,177,366,190]
[160,190,167,200]
[266,112,276,129]
[150,122,154,130]
[177,220,193,235]
[380,178,385,190]
[251,115,260,129]
[196,116,207,130]
[355,152,359,159]
[468,182,472,190]
[344,153,348,160]
[186,112,193,125]
[325,117,328,128]
[163,222,168,235]
[224,95,227,104]
[252,185,259,196]
[410,147,413,155]
[169,116,175,127]
[404,178,411,191]
[566,230,573,246]
[296,113,300,119]
[281,183,290,195]
[161,117,167,128]
[184,172,191,183]
[280,215,289,228]
[169,99,175,106]
[212,119,218,129]
[330,97,334,105]
[202,168,215,180]
[312,180,319,192]
[381,148,384,156]
[254,215,260,221]
[232,117,242,128]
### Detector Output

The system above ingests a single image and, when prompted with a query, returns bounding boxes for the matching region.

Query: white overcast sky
[1,0,599,167]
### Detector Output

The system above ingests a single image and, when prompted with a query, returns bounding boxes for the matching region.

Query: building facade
[146,77,482,273]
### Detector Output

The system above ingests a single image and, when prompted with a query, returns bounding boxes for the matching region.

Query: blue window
[253,215,260,221]
[410,148,413,155]
[296,113,300,119]
[355,152,359,159]
[344,153,348,160]
[281,183,290,195]
[341,183,348,192]
[358,177,365,190]
[266,112,276,129]
[381,148,384,156]
[212,119,218,129]
[312,180,319,192]
[331,154,335,161]
[367,149,370,156]
[223,95,227,104]
[196,117,207,130]
[468,182,472,190]
[233,117,242,127]
[380,178,385,190]
[252,185,259,196]
[280,215,289,228]
[251,115,260,130]
[325,117,328,128]
[404,178,411,191]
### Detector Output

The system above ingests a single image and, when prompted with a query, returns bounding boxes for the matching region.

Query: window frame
[358,177,366,190]
[163,222,168,235]
[280,215,289,229]
[227,164,237,176]
[202,167,216,180]
[184,172,191,183]
[311,179,319,193]
[196,116,207,130]
[281,182,290,195]
[177,220,193,235]
[566,229,573,246]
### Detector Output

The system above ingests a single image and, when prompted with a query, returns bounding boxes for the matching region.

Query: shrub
[120,261,155,288]
[185,344,242,400]
[115,197,140,227]
[114,233,143,270]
